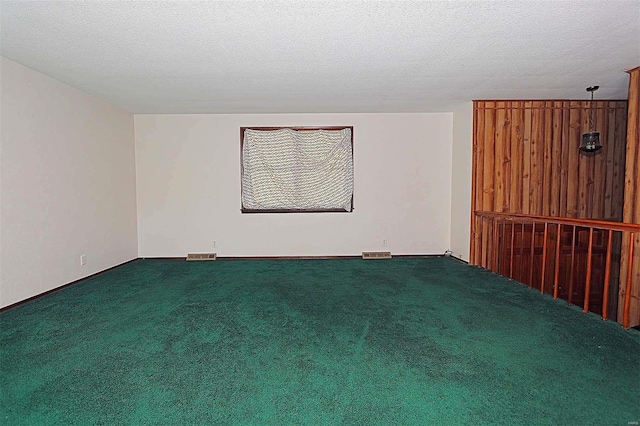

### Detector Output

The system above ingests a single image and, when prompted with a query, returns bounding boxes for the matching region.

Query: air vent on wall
[362,251,392,259]
[186,253,217,261]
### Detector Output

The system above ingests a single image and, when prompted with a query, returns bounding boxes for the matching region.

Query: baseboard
[140,254,445,260]
[219,254,443,260]
[0,258,139,313]
[394,254,443,258]
[219,255,361,260]
[141,257,186,260]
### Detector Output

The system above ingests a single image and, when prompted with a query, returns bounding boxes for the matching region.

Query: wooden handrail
[475,211,640,233]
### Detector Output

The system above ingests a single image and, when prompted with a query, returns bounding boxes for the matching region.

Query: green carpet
[1,257,638,425]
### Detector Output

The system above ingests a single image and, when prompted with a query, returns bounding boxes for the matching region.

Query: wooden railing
[471,211,640,329]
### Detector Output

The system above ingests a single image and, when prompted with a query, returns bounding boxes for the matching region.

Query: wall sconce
[579,86,603,152]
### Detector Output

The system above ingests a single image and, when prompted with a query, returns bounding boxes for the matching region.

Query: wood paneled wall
[472,100,628,220]
[620,67,640,327]
[471,98,636,327]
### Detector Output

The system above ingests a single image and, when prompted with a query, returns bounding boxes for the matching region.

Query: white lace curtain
[242,128,353,211]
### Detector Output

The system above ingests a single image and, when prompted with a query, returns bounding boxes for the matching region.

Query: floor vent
[186,253,217,261]
[362,251,392,259]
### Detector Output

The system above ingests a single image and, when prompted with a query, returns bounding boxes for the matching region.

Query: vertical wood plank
[550,102,563,216]
[483,102,496,213]
[471,102,485,265]
[510,102,524,214]
[495,102,506,212]
[481,102,495,268]
[578,101,591,218]
[560,102,571,216]
[530,102,544,215]
[604,105,616,219]
[566,103,581,217]
[522,102,533,214]
[612,101,628,221]
[470,103,478,264]
[593,101,607,219]
[542,102,553,216]
[503,106,512,212]
[620,68,640,327]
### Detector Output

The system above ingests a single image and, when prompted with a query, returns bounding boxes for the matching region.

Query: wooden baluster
[553,223,562,299]
[489,219,494,272]
[583,228,594,313]
[473,215,482,266]
[509,219,515,279]
[497,220,501,272]
[602,229,613,320]
[540,222,548,293]
[477,215,482,266]
[500,219,506,275]
[520,221,525,283]
[470,214,476,265]
[492,219,499,272]
[484,217,489,269]
[485,217,490,269]
[486,218,492,271]
[480,217,485,268]
[623,233,635,329]
[529,222,536,287]
[492,218,496,271]
[568,226,576,305]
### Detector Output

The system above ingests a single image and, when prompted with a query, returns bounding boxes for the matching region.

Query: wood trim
[449,255,469,264]
[240,126,355,213]
[475,211,640,233]
[138,254,445,261]
[240,208,350,214]
[217,254,442,260]
[474,99,627,105]
[241,126,354,131]
[0,258,139,313]
[140,257,186,260]
[469,103,479,264]
[619,66,640,327]
[219,255,361,260]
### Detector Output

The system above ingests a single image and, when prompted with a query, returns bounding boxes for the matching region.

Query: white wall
[0,57,138,308]
[135,113,453,257]
[450,102,474,261]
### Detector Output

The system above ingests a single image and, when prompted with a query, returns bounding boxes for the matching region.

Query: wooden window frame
[240,126,354,213]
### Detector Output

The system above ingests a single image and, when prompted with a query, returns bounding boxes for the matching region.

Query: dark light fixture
[579,86,603,152]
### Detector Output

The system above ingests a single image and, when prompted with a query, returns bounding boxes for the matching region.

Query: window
[240,126,354,213]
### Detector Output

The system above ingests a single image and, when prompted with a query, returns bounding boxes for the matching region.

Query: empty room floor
[1,257,638,424]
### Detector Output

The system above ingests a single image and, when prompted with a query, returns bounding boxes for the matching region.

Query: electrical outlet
[213,240,217,248]
[382,239,388,246]
[80,254,87,266]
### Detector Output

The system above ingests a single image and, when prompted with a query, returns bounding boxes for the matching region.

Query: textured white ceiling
[1,1,639,113]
